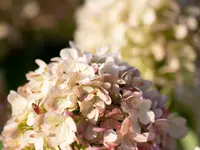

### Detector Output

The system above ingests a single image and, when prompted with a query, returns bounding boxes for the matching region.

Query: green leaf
[180,130,199,150]
[0,141,3,150]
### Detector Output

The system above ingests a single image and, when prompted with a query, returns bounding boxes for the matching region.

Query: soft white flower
[75,0,198,86]
[1,44,188,150]
[7,91,28,116]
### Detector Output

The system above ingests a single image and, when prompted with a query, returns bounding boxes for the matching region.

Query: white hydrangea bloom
[1,43,187,150]
[75,0,199,86]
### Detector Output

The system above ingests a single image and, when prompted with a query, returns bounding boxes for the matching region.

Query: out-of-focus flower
[75,0,199,87]
[195,146,200,150]
[0,0,79,61]
[1,43,187,149]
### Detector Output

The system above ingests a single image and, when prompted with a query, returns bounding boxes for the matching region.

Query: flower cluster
[1,43,187,150]
[75,0,199,86]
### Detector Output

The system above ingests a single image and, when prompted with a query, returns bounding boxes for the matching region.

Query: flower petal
[8,91,28,116]
[104,129,118,143]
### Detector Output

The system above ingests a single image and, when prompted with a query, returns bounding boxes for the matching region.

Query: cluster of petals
[75,0,199,86]
[1,43,187,150]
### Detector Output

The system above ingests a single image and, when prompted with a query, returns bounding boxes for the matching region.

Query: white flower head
[1,43,188,149]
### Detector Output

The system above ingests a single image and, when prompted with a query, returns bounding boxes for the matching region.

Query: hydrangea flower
[195,146,200,150]
[1,43,187,149]
[75,0,199,86]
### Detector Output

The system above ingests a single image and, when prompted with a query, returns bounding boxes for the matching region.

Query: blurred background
[0,0,199,149]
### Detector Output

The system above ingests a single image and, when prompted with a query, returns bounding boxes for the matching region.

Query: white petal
[34,137,44,150]
[44,112,66,126]
[104,129,117,143]
[139,110,155,125]
[60,48,78,60]
[27,112,35,126]
[8,91,28,116]
[140,99,152,110]
[146,111,155,123]
[134,132,155,142]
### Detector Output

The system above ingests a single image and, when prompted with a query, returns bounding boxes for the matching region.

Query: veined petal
[49,116,77,147]
[96,90,111,105]
[60,48,78,60]
[44,112,66,126]
[8,91,28,116]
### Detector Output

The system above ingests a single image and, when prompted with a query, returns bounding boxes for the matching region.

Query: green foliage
[0,141,3,150]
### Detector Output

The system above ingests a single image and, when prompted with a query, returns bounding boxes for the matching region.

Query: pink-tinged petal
[154,119,169,130]
[146,132,155,141]
[84,94,95,101]
[77,119,87,134]
[91,63,99,73]
[93,127,107,132]
[101,118,121,130]
[63,110,74,118]
[121,117,130,136]
[105,108,122,117]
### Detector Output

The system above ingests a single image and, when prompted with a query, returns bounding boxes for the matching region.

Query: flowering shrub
[1,43,187,149]
[75,0,199,86]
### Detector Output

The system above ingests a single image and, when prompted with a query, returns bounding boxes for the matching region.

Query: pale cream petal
[60,48,78,60]
[121,117,130,136]
[140,99,152,110]
[8,91,28,116]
